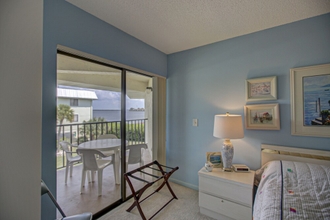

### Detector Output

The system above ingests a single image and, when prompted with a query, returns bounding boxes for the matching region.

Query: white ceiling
[57,53,152,98]
[67,0,330,54]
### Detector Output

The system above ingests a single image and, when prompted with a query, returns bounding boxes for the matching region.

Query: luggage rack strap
[124,160,179,220]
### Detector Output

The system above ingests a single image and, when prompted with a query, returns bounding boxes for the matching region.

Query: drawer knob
[221,200,224,202]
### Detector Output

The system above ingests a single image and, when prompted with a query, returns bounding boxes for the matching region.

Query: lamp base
[222,139,233,172]
[223,167,233,172]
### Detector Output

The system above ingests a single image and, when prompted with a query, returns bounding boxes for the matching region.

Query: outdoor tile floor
[56,150,152,217]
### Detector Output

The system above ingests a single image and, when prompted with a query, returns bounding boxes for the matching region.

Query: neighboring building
[57,88,98,124]
[57,88,98,139]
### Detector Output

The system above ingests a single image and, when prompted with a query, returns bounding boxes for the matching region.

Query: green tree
[79,117,106,141]
[57,104,74,149]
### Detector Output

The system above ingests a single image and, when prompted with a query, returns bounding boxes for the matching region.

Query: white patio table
[78,139,124,185]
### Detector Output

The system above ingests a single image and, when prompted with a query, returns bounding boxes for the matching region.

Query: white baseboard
[169,178,199,191]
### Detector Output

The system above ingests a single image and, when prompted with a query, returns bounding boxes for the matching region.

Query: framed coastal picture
[244,103,280,130]
[206,152,223,168]
[246,76,277,102]
[290,63,330,137]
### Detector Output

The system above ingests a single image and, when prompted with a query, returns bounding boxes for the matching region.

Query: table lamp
[213,112,244,171]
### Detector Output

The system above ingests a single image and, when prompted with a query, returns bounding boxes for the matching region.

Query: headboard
[261,144,330,166]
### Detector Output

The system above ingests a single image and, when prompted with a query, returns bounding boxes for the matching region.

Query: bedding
[253,160,330,220]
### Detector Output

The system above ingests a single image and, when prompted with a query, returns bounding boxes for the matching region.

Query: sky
[93,90,145,110]
[303,74,330,91]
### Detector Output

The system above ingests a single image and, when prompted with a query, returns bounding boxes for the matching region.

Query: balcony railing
[56,118,148,169]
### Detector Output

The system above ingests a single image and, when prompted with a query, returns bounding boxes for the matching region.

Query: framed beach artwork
[246,76,277,102]
[244,103,280,130]
[206,152,223,168]
[290,63,330,137]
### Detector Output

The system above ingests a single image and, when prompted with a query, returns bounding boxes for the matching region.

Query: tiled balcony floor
[56,150,152,217]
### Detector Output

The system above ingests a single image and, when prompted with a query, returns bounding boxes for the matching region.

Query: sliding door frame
[56,45,166,218]
[120,69,127,199]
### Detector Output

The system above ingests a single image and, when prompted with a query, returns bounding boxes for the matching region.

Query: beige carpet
[98,182,214,220]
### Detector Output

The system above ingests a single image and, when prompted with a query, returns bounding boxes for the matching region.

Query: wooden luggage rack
[124,160,179,220]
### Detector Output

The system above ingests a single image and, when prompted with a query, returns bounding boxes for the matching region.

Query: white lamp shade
[213,114,244,139]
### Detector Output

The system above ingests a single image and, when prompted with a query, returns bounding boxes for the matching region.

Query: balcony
[56,118,151,217]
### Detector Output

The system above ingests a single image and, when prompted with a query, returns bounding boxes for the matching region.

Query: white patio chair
[59,141,82,184]
[98,134,118,157]
[126,144,148,172]
[76,148,115,196]
[97,134,132,173]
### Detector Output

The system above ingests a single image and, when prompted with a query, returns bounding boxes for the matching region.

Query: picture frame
[290,63,330,137]
[206,152,223,168]
[244,103,280,130]
[246,76,277,101]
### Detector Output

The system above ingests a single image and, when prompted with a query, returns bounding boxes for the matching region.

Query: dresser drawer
[199,192,252,220]
[199,176,252,207]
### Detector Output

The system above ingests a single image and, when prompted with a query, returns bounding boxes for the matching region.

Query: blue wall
[42,1,330,217]
[167,13,330,189]
[42,0,166,218]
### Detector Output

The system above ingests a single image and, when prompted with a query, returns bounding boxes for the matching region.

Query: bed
[253,144,330,220]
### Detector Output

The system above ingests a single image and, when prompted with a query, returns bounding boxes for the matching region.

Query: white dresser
[198,167,255,220]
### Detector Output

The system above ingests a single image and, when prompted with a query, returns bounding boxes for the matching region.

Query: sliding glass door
[56,50,159,218]
[56,52,131,217]
[124,71,153,198]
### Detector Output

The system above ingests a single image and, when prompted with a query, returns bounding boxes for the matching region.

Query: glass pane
[125,71,153,198]
[56,53,122,216]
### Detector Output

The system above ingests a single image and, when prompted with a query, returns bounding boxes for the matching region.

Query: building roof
[57,88,98,100]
